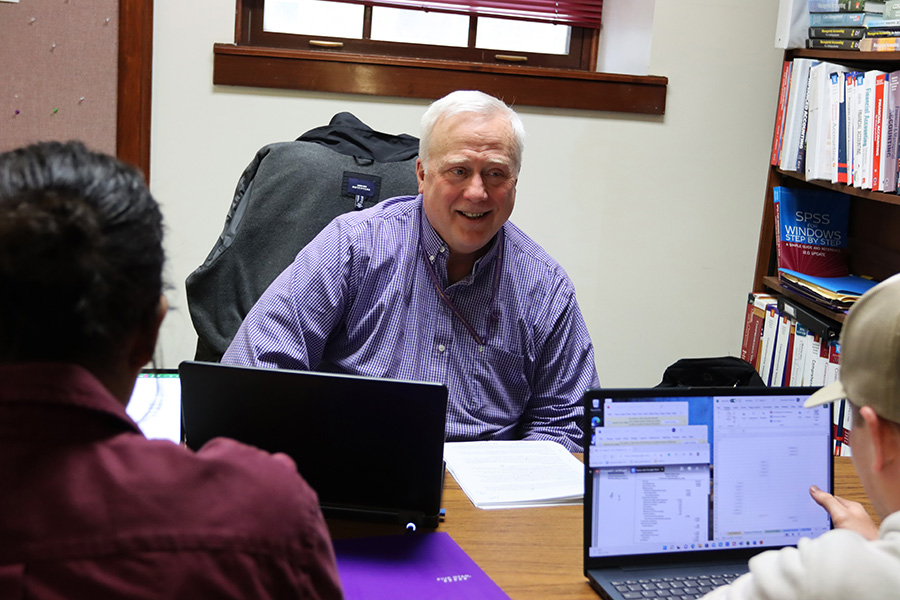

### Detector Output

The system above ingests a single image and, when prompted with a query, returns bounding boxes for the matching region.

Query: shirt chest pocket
[469,345,530,423]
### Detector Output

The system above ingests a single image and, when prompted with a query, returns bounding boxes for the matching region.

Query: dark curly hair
[0,141,164,362]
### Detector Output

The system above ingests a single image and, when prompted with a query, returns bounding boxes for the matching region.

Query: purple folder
[334,532,511,599]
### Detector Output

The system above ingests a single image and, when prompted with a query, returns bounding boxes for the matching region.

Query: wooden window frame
[117,0,154,181]
[245,2,598,70]
[214,0,667,115]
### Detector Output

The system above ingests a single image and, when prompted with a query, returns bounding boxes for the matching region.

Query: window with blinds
[246,0,602,70]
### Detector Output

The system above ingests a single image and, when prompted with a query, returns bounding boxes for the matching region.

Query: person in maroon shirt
[0,141,343,600]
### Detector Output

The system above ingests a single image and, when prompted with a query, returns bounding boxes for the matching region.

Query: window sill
[212,43,667,115]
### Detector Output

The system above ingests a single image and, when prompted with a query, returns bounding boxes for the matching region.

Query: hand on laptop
[810,484,879,540]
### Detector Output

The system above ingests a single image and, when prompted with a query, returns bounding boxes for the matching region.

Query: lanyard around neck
[419,232,504,348]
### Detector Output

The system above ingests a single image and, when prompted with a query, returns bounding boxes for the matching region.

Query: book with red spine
[772,61,793,166]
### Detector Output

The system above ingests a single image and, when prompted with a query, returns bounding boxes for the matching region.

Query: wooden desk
[330,457,870,600]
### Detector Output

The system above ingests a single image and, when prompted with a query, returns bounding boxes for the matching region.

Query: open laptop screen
[585,388,832,563]
[126,369,181,444]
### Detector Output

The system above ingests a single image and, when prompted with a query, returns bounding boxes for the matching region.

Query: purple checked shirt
[223,195,599,451]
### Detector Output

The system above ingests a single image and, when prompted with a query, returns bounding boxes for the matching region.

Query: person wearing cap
[702,273,900,600]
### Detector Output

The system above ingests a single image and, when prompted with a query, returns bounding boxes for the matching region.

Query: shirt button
[437,344,446,352]
[439,246,446,253]
[429,255,436,262]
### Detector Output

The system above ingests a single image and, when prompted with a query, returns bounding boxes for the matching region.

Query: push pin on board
[14,110,20,116]
[52,108,59,114]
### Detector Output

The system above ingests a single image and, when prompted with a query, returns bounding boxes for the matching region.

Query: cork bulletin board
[0,0,119,155]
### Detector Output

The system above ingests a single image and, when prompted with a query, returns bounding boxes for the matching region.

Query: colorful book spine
[806,38,862,48]
[810,11,866,26]
[833,71,850,183]
[863,15,900,27]
[859,36,900,50]
[873,73,886,190]
[772,61,793,167]
[885,71,900,192]
[809,0,864,10]
[863,28,900,36]
[789,322,810,385]
[809,26,867,38]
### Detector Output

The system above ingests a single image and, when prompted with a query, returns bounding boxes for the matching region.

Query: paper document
[443,440,583,509]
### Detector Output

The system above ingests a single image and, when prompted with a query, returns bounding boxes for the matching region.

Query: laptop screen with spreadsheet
[584,387,832,569]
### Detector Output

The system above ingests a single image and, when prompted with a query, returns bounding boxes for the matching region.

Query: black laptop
[583,387,833,600]
[179,360,448,529]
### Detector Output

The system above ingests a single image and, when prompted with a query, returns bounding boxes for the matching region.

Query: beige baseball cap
[804,273,900,423]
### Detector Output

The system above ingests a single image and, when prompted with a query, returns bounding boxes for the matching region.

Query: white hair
[419,90,526,174]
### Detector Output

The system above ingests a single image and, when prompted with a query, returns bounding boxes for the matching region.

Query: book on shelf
[872,72,887,190]
[887,0,900,17]
[859,35,900,49]
[789,321,810,385]
[810,11,866,26]
[808,26,867,37]
[865,0,888,12]
[780,59,818,172]
[831,70,850,183]
[333,532,511,600]
[759,303,782,386]
[741,292,776,369]
[859,70,883,189]
[770,311,796,386]
[772,186,850,277]
[863,14,900,26]
[809,0,864,10]
[772,61,793,167]
[806,62,832,181]
[863,27,900,35]
[878,71,900,192]
[850,71,864,186]
[806,37,862,48]
[844,71,859,185]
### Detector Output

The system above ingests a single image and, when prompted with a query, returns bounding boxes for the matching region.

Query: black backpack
[656,356,765,388]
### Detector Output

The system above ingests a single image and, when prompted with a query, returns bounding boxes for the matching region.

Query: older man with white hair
[224,90,599,452]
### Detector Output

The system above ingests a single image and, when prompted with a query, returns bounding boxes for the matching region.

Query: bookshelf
[753,48,900,326]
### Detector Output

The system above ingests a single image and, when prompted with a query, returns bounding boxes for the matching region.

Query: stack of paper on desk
[443,440,583,509]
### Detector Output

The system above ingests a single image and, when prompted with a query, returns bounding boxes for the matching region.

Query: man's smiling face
[417,111,518,271]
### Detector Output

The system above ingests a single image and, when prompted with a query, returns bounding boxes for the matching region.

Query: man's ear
[860,406,900,471]
[130,296,168,368]
[416,158,426,194]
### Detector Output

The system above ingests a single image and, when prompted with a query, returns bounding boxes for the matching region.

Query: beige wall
[150,0,784,386]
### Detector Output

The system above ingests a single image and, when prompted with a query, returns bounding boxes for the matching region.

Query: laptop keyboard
[611,573,742,599]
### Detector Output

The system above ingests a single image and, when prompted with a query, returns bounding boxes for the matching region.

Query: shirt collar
[0,362,143,435]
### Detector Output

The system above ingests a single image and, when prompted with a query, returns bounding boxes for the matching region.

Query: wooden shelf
[776,169,900,207]
[753,50,900,337]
